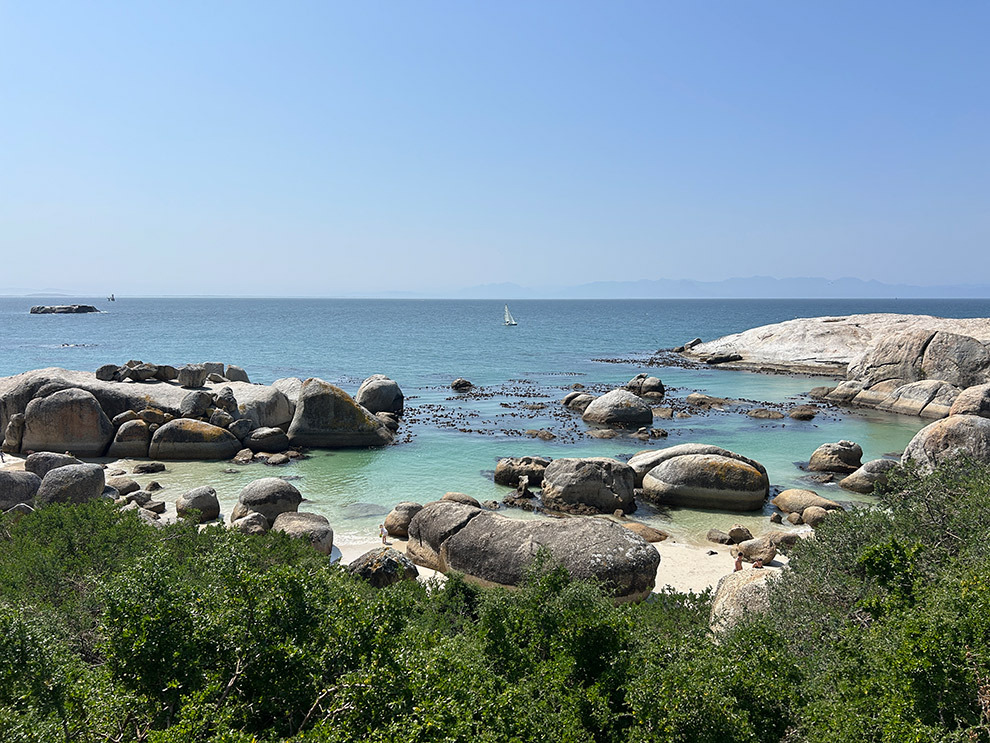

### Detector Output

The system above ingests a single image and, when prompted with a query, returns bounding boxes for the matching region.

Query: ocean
[3,296,988,544]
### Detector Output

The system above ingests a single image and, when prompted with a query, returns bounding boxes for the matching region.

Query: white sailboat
[503,304,518,326]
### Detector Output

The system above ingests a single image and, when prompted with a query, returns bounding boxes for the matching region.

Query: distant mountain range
[403,277,990,300]
[3,277,989,300]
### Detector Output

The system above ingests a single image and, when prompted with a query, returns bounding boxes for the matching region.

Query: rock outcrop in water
[30,305,100,314]
[0,366,399,459]
[681,314,990,423]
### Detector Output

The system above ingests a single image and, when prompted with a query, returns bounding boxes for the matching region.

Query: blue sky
[1,1,987,296]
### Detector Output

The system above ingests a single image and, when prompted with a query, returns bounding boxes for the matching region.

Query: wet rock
[748,408,784,419]
[451,378,473,391]
[540,457,636,515]
[493,456,551,487]
[642,453,769,512]
[133,461,166,474]
[245,427,290,453]
[808,440,863,474]
[789,405,818,420]
[581,390,653,428]
[356,374,404,415]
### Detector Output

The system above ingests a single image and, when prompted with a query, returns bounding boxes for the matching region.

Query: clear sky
[1,1,988,296]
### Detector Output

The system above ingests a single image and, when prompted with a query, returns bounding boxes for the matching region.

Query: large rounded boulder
[287,378,393,448]
[231,477,303,523]
[0,470,42,510]
[35,463,106,506]
[808,440,863,474]
[21,388,114,457]
[710,570,771,633]
[384,501,423,538]
[950,383,990,418]
[271,512,334,554]
[407,501,483,570]
[581,389,653,428]
[540,458,636,515]
[107,420,152,459]
[244,427,290,453]
[439,510,660,602]
[24,451,82,478]
[355,375,404,416]
[493,456,552,487]
[348,547,419,588]
[628,444,767,488]
[642,452,769,511]
[176,485,221,522]
[148,419,242,460]
[839,459,899,494]
[902,414,990,472]
[771,489,843,513]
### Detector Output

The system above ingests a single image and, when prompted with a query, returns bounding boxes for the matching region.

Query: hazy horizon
[2,2,987,296]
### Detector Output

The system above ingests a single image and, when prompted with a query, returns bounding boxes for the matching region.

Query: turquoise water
[3,297,988,543]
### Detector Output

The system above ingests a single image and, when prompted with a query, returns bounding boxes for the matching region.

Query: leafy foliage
[2,460,990,741]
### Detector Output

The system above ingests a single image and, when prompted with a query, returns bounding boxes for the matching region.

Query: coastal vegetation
[2,459,989,742]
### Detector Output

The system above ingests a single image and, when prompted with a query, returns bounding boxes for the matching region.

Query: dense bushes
[2,460,990,741]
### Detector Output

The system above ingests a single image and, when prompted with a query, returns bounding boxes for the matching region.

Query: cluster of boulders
[561,373,667,440]
[770,488,844,528]
[1,367,403,460]
[0,452,164,525]
[383,498,660,601]
[94,360,251,386]
[491,443,771,518]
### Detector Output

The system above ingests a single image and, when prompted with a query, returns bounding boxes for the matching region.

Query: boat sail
[503,304,517,326]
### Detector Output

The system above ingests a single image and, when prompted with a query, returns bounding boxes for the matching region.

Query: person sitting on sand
[734,554,743,572]
[753,558,764,569]
[379,523,388,545]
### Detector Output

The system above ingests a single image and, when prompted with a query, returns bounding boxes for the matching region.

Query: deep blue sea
[3,297,988,543]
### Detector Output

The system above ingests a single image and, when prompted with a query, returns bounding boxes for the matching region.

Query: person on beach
[734,554,743,572]
[379,524,388,545]
[753,558,764,569]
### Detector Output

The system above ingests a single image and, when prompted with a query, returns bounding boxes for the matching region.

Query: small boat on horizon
[504,304,518,326]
